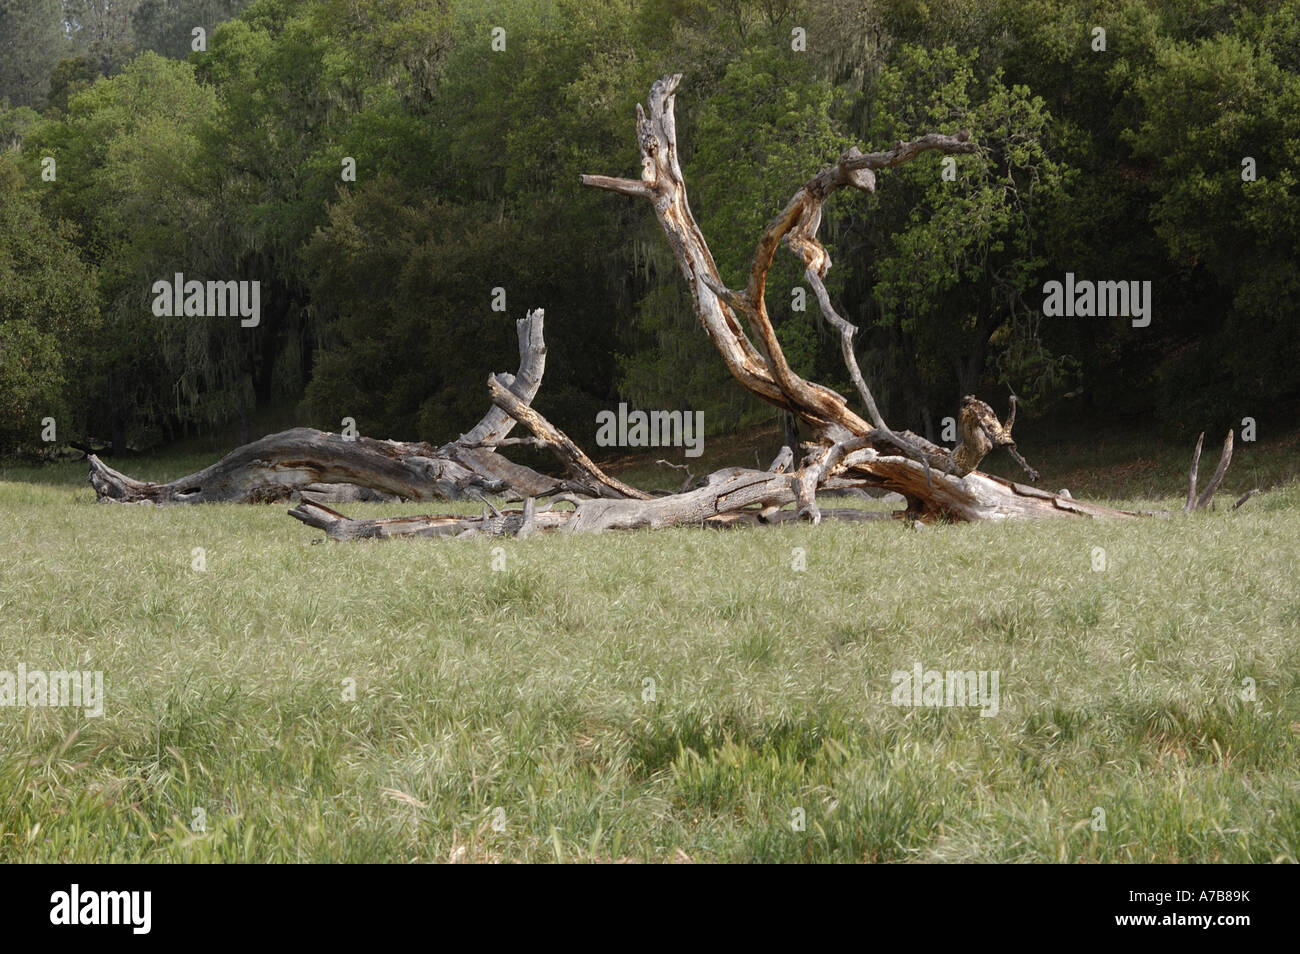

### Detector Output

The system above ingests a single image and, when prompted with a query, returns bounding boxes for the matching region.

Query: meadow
[1,427,1297,862]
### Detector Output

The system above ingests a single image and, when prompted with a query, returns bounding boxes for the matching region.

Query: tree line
[2,0,1297,456]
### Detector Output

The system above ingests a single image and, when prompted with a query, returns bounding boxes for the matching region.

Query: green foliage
[0,104,41,148]
[857,45,1072,415]
[26,53,229,445]
[44,56,99,115]
[0,0,1297,455]
[692,49,851,284]
[64,0,144,76]
[0,154,99,450]
[1127,13,1300,434]
[133,0,253,60]
[303,184,524,440]
[0,0,68,108]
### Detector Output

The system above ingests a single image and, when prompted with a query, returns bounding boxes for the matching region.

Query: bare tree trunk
[88,426,557,505]
[88,311,571,505]
[577,74,1144,522]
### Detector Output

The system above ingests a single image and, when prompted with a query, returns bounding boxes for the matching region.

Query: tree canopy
[1,0,1296,455]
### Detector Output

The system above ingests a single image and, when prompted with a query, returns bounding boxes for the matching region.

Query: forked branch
[1185,430,1235,512]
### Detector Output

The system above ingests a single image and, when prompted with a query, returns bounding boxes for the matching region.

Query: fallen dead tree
[93,75,1237,537]
[89,311,578,505]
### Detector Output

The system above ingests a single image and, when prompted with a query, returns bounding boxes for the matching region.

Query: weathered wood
[88,428,543,504]
[578,75,1124,523]
[451,309,548,449]
[92,76,1232,539]
[290,74,1222,539]
[1232,488,1260,511]
[485,374,651,500]
[1191,430,1234,511]
[951,395,1038,480]
[1184,431,1206,513]
[288,498,574,541]
[287,475,893,541]
[89,311,571,505]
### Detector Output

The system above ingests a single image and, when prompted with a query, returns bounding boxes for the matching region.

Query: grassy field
[2,430,1298,862]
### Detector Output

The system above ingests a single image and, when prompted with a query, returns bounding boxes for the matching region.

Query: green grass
[2,437,1299,862]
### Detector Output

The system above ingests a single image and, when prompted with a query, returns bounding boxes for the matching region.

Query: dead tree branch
[89,311,573,505]
[92,76,1232,539]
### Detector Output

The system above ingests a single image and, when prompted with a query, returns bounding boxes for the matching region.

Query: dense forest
[2,0,1297,458]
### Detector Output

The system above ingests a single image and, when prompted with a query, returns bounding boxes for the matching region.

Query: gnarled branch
[89,311,569,505]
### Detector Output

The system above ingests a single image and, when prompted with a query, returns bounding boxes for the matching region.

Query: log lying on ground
[87,428,562,504]
[88,311,574,505]
[289,497,892,541]
[288,456,895,541]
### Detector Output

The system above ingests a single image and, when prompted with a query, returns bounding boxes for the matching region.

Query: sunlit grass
[1,448,1298,862]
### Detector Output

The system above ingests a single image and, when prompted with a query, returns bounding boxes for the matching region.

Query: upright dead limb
[1185,430,1234,512]
[952,395,1039,480]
